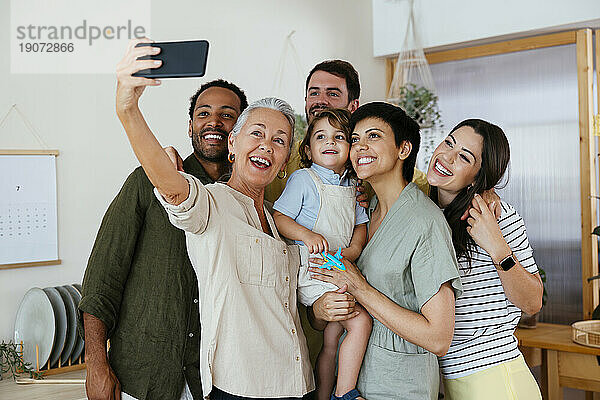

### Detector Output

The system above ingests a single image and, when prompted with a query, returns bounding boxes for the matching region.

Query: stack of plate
[14,283,85,370]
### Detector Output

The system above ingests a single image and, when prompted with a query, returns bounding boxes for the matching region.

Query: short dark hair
[349,102,420,182]
[188,79,248,120]
[305,60,360,103]
[299,108,352,170]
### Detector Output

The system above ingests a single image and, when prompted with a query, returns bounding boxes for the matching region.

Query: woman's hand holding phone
[115,38,162,114]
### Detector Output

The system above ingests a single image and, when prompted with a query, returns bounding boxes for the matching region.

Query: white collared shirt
[155,173,314,398]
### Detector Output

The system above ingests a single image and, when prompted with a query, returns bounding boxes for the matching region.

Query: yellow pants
[443,356,542,400]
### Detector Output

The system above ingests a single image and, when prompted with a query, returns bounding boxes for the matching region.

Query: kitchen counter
[0,369,86,400]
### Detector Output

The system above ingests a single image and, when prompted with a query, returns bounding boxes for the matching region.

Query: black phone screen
[133,40,209,78]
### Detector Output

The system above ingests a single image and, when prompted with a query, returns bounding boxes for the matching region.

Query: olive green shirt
[78,155,211,400]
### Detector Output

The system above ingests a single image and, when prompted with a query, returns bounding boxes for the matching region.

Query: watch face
[500,254,516,271]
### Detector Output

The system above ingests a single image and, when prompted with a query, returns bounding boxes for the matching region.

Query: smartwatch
[497,253,517,271]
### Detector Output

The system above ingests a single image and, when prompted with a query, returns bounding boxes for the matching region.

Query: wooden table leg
[545,350,562,400]
[541,349,548,399]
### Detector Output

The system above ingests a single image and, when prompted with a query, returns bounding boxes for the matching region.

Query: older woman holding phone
[115,39,313,399]
[310,102,462,399]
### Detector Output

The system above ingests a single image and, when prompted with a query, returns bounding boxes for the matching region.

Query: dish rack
[18,341,85,376]
[571,320,600,348]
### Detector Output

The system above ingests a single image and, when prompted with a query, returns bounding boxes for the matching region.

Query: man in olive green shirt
[79,80,247,400]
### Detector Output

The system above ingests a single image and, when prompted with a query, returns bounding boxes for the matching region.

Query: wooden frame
[594,28,600,317]
[0,259,62,271]
[576,29,598,320]
[385,31,578,95]
[0,149,59,156]
[597,30,600,139]
[425,31,577,65]
[0,149,61,269]
[385,29,600,320]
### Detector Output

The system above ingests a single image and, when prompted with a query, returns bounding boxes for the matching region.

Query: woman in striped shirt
[427,119,543,399]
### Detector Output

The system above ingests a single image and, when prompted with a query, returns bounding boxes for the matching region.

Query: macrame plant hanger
[271,30,307,140]
[387,0,443,171]
[387,0,435,101]
[272,31,304,98]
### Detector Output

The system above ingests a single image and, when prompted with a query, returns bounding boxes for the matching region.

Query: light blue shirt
[273,164,369,245]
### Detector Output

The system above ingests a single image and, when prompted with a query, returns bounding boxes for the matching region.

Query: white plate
[65,284,84,362]
[55,286,77,366]
[14,288,55,371]
[43,287,66,367]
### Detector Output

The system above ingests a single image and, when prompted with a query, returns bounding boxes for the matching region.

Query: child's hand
[339,247,356,262]
[356,180,369,208]
[303,232,329,254]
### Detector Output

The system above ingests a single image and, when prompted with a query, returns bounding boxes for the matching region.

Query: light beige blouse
[155,173,314,398]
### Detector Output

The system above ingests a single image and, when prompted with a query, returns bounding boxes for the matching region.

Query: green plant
[294,113,307,142]
[0,341,44,380]
[539,267,547,306]
[393,83,442,129]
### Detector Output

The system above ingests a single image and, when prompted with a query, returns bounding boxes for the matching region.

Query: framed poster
[0,150,60,269]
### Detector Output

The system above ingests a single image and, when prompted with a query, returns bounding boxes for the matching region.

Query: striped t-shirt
[439,201,539,379]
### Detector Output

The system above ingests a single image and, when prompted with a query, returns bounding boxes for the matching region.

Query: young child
[273,108,372,400]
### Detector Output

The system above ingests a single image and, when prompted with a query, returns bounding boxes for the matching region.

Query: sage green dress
[356,183,462,400]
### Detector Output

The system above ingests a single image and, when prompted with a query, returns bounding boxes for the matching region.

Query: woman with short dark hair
[310,102,462,400]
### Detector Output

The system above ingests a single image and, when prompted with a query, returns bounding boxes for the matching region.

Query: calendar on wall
[0,152,59,267]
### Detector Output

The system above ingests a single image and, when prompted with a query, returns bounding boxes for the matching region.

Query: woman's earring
[277,169,287,179]
[228,153,235,163]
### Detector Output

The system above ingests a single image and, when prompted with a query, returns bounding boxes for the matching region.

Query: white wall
[373,0,600,57]
[0,0,385,341]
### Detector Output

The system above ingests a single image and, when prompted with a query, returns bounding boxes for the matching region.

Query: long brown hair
[429,119,510,266]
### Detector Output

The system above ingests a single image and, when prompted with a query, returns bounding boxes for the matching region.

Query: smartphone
[133,40,209,79]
